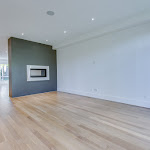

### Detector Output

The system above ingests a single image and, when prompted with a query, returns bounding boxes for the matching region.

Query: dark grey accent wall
[8,37,57,97]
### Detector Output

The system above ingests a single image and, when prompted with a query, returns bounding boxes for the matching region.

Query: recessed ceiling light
[92,18,95,21]
[64,31,67,34]
[47,11,55,16]
[46,40,48,42]
[21,33,24,36]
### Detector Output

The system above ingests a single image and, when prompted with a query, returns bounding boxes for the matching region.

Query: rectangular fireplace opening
[30,69,46,77]
[27,65,49,81]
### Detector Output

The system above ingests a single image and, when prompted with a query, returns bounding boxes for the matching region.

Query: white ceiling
[0,0,150,60]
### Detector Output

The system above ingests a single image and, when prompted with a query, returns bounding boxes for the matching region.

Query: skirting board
[57,88,150,109]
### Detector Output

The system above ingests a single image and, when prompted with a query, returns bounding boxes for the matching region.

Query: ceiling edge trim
[53,11,150,50]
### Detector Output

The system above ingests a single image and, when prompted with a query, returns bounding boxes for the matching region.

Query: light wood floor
[0,88,150,149]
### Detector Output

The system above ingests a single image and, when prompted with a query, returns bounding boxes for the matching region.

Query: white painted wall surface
[0,59,8,64]
[57,23,150,108]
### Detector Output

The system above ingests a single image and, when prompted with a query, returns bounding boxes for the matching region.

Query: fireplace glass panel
[30,69,46,77]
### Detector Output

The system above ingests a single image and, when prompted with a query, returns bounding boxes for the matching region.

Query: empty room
[0,0,150,150]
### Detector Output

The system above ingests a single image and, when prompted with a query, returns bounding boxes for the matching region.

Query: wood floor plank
[0,90,150,150]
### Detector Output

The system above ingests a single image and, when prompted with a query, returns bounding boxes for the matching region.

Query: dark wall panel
[8,37,57,97]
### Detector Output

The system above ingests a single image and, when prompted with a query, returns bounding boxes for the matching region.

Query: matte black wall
[8,37,57,97]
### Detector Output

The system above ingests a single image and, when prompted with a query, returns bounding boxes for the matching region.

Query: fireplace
[27,65,49,81]
[30,69,46,77]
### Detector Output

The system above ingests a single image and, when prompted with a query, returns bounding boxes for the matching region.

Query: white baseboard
[57,88,150,108]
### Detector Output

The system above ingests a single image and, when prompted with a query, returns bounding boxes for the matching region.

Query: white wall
[0,59,8,64]
[57,23,150,108]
